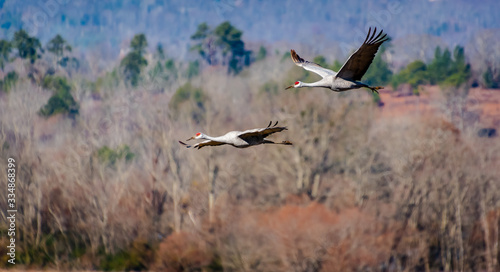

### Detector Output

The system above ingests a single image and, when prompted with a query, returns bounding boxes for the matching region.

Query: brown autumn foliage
[154,232,211,271]
[0,54,499,271]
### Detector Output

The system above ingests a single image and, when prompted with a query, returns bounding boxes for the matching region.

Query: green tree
[46,34,77,69]
[46,34,71,58]
[13,29,42,64]
[0,39,11,71]
[427,47,451,84]
[391,60,427,90]
[392,45,471,91]
[130,34,147,54]
[39,76,79,117]
[442,46,470,87]
[121,34,148,87]
[191,22,251,74]
[191,22,216,65]
[121,51,147,87]
[214,21,251,74]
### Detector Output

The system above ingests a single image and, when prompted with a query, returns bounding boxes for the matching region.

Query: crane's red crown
[196,133,201,136]
[295,81,299,85]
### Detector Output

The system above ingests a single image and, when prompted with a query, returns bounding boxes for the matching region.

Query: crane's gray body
[315,76,368,92]
[211,130,261,148]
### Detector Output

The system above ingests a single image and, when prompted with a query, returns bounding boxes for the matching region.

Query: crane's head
[285,81,302,90]
[186,132,203,141]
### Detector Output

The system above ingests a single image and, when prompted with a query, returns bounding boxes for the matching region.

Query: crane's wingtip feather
[290,49,305,64]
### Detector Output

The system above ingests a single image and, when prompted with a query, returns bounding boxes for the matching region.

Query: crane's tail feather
[281,141,293,145]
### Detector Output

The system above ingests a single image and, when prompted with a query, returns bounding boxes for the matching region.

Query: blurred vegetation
[47,35,71,59]
[155,43,165,60]
[165,58,178,81]
[121,34,148,87]
[483,66,500,89]
[95,69,120,93]
[332,60,343,71]
[191,21,252,74]
[148,60,166,85]
[391,60,427,93]
[391,46,471,93]
[13,29,42,64]
[169,83,207,123]
[39,75,79,117]
[281,51,291,62]
[98,239,154,271]
[46,35,79,71]
[186,60,200,79]
[312,55,328,68]
[130,33,148,54]
[0,71,18,92]
[97,145,135,166]
[259,80,280,95]
[0,39,11,71]
[256,46,267,61]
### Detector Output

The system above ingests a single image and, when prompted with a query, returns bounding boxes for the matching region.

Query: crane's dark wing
[239,127,287,140]
[179,140,225,150]
[336,27,389,81]
[238,121,288,140]
[290,50,336,78]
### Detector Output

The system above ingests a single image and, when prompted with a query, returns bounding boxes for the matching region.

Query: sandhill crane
[286,27,389,94]
[179,121,292,150]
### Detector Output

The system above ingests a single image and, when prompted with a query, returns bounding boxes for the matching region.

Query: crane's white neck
[200,134,218,141]
[301,79,330,88]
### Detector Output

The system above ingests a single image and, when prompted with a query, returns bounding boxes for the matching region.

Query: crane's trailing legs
[365,84,383,94]
[263,140,293,145]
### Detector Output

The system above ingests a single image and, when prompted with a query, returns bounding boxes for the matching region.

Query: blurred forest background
[0,0,500,271]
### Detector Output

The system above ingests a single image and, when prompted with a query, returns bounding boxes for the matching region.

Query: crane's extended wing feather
[238,126,288,140]
[290,50,335,78]
[179,140,225,150]
[336,27,389,81]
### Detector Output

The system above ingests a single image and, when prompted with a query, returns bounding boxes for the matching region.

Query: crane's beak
[285,85,294,90]
[186,136,195,141]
